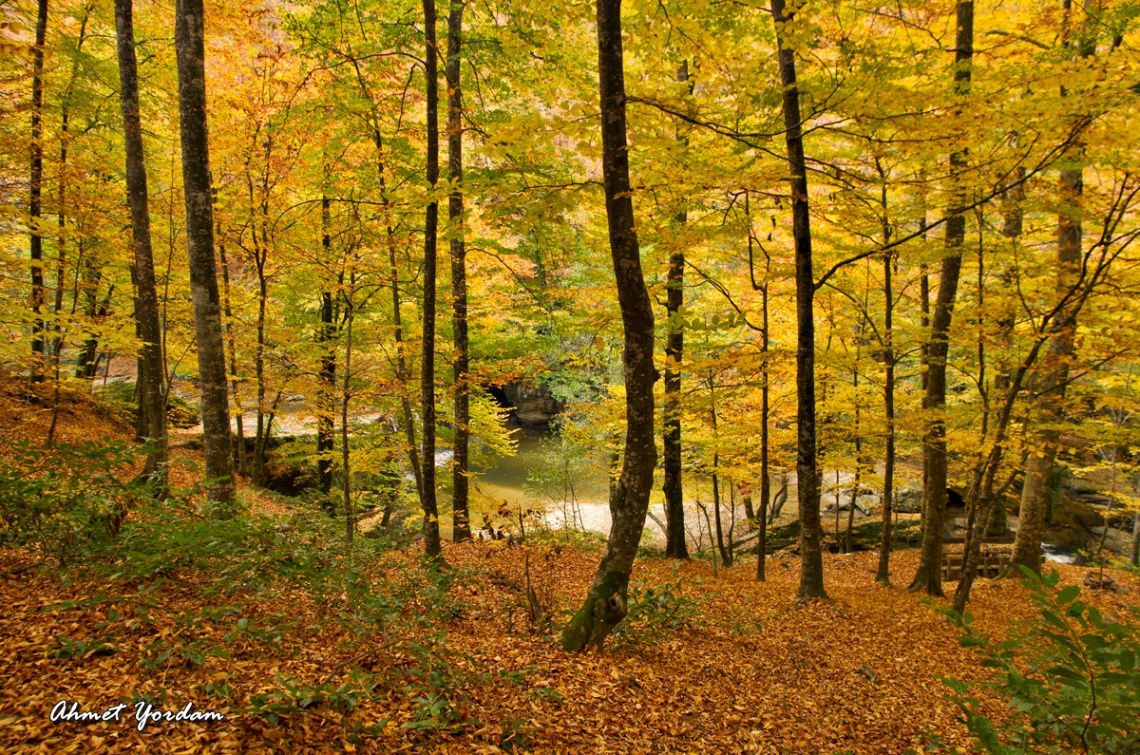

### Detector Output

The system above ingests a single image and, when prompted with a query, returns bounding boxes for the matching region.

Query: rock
[1083,572,1119,591]
[894,487,922,513]
[504,382,562,427]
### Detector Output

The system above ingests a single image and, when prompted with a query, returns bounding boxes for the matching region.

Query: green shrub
[611,578,702,649]
[943,567,1140,755]
[0,439,149,566]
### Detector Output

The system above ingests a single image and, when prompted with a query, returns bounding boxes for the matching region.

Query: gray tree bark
[115,0,167,486]
[175,0,234,506]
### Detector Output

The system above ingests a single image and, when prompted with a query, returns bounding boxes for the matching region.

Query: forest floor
[2,376,1139,754]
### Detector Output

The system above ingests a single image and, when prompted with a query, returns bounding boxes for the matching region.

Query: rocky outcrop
[502,382,562,427]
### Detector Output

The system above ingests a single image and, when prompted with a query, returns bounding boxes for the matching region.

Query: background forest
[2,0,1140,752]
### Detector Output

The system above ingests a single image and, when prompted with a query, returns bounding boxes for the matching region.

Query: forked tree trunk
[561,0,657,652]
[447,0,471,542]
[662,60,690,560]
[175,0,234,506]
[908,0,973,597]
[420,0,444,561]
[115,0,167,487]
[770,0,827,601]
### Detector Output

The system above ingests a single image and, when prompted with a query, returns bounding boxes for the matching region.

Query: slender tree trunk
[115,0,167,486]
[662,61,690,560]
[388,205,423,502]
[877,190,896,584]
[421,0,444,560]
[175,0,234,506]
[771,0,827,601]
[847,397,861,554]
[342,292,355,544]
[561,0,657,652]
[349,59,424,502]
[908,0,973,597]
[317,195,336,494]
[713,458,730,567]
[28,0,49,379]
[757,279,770,581]
[252,260,269,485]
[216,211,245,476]
[447,0,471,542]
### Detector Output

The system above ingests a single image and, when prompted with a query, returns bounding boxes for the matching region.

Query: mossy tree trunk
[175,0,235,507]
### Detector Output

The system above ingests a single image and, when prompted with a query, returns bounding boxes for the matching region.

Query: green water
[467,426,610,511]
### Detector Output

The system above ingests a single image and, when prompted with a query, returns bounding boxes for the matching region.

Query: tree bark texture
[115,0,168,485]
[562,0,657,652]
[420,0,443,560]
[175,0,235,506]
[447,0,471,542]
[662,61,690,560]
[28,0,49,376]
[771,0,827,601]
[908,0,973,597]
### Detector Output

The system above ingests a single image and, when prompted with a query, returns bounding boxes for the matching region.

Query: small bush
[611,578,702,649]
[0,439,149,566]
[943,567,1140,755]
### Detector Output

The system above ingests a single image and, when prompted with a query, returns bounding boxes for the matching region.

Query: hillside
[1,380,1138,754]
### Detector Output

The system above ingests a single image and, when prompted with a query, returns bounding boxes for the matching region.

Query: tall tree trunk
[757,266,770,582]
[876,185,896,584]
[28,0,49,379]
[1008,7,1092,574]
[420,0,444,561]
[771,0,827,601]
[749,191,771,581]
[561,0,657,652]
[847,391,861,554]
[447,0,471,542]
[317,194,336,495]
[115,0,167,486]
[342,292,355,544]
[908,0,973,597]
[175,0,234,506]
[662,60,690,560]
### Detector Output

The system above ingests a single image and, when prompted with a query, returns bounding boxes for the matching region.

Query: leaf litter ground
[2,382,1139,753]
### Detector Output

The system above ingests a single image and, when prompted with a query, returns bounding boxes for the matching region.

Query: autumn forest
[2,0,1140,752]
